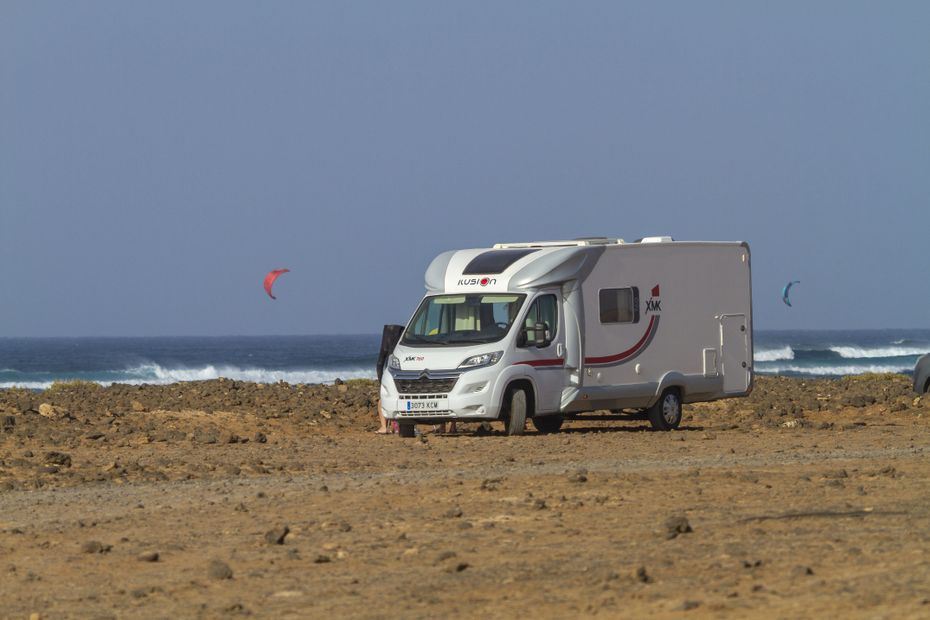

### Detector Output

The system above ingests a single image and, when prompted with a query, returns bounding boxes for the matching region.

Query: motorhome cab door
[513,291,568,413]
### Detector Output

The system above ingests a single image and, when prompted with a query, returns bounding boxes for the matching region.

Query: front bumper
[381,366,503,421]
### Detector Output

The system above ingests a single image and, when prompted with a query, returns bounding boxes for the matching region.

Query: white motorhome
[381,237,752,437]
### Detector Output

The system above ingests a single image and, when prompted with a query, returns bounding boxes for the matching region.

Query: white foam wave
[754,346,795,362]
[829,346,929,359]
[0,381,58,390]
[757,363,913,376]
[0,363,377,390]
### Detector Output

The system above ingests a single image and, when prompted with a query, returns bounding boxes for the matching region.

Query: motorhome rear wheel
[532,415,564,434]
[647,388,682,431]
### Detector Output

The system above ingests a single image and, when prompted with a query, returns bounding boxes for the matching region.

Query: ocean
[1,329,928,389]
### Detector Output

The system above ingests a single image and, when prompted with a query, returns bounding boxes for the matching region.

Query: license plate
[399,398,447,412]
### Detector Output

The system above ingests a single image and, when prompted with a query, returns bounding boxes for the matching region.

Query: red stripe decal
[512,359,565,367]
[584,315,657,365]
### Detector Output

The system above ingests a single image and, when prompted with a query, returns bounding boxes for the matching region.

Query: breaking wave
[829,346,930,359]
[0,363,376,390]
[754,346,795,362]
[756,363,915,377]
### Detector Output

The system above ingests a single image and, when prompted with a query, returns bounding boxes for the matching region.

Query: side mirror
[521,322,551,348]
[534,322,551,348]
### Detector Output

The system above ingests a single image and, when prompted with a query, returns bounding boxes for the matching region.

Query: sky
[2,1,928,336]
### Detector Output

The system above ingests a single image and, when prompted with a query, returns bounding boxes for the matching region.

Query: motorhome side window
[520,295,558,345]
[599,287,640,324]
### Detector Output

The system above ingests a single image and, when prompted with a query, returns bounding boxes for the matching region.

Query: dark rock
[664,515,693,540]
[634,566,652,583]
[81,540,112,554]
[43,451,72,468]
[264,525,290,545]
[443,507,463,519]
[313,554,331,564]
[569,469,588,483]
[253,432,267,444]
[207,559,233,580]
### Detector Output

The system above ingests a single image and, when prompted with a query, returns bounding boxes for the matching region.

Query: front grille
[396,410,454,418]
[395,377,457,394]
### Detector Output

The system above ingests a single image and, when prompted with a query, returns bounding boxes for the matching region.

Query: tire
[503,388,528,436]
[647,388,682,431]
[532,415,563,434]
[397,422,416,438]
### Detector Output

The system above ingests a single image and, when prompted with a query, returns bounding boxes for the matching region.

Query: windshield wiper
[402,336,434,345]
[445,338,491,344]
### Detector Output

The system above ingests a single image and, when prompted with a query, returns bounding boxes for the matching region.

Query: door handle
[557,343,564,357]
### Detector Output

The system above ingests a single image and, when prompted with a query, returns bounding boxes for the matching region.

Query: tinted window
[462,249,539,275]
[599,288,639,324]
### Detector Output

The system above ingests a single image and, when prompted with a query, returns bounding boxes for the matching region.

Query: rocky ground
[1,375,929,618]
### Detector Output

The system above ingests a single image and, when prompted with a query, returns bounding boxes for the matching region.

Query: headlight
[389,355,401,370]
[458,351,503,369]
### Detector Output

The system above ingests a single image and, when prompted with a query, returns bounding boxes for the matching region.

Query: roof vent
[638,236,674,243]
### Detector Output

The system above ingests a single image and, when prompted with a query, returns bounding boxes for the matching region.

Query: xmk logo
[645,284,662,314]
[457,277,497,287]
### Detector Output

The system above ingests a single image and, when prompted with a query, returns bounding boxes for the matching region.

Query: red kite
[264,269,290,299]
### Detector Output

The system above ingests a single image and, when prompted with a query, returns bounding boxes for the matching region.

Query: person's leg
[375,398,390,434]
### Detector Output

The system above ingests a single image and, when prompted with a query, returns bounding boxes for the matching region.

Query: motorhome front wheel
[503,388,528,436]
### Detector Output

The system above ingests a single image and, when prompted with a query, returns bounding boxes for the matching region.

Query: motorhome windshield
[402,294,526,346]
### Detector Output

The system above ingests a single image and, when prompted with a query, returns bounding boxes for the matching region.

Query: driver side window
[521,294,558,346]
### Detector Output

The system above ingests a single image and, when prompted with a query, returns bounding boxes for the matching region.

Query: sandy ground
[1,376,930,619]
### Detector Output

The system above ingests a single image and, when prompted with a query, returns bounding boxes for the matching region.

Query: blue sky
[2,1,928,336]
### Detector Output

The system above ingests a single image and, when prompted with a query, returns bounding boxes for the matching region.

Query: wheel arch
[653,372,686,405]
[501,378,537,418]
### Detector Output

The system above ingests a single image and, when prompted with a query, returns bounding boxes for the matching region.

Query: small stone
[207,559,233,580]
[81,540,111,554]
[533,498,547,510]
[435,550,457,564]
[130,400,146,412]
[634,566,651,583]
[264,525,290,545]
[569,469,588,483]
[43,451,72,468]
[664,515,693,540]
[313,554,331,564]
[253,432,267,444]
[444,507,463,518]
[678,600,701,611]
[137,551,159,562]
